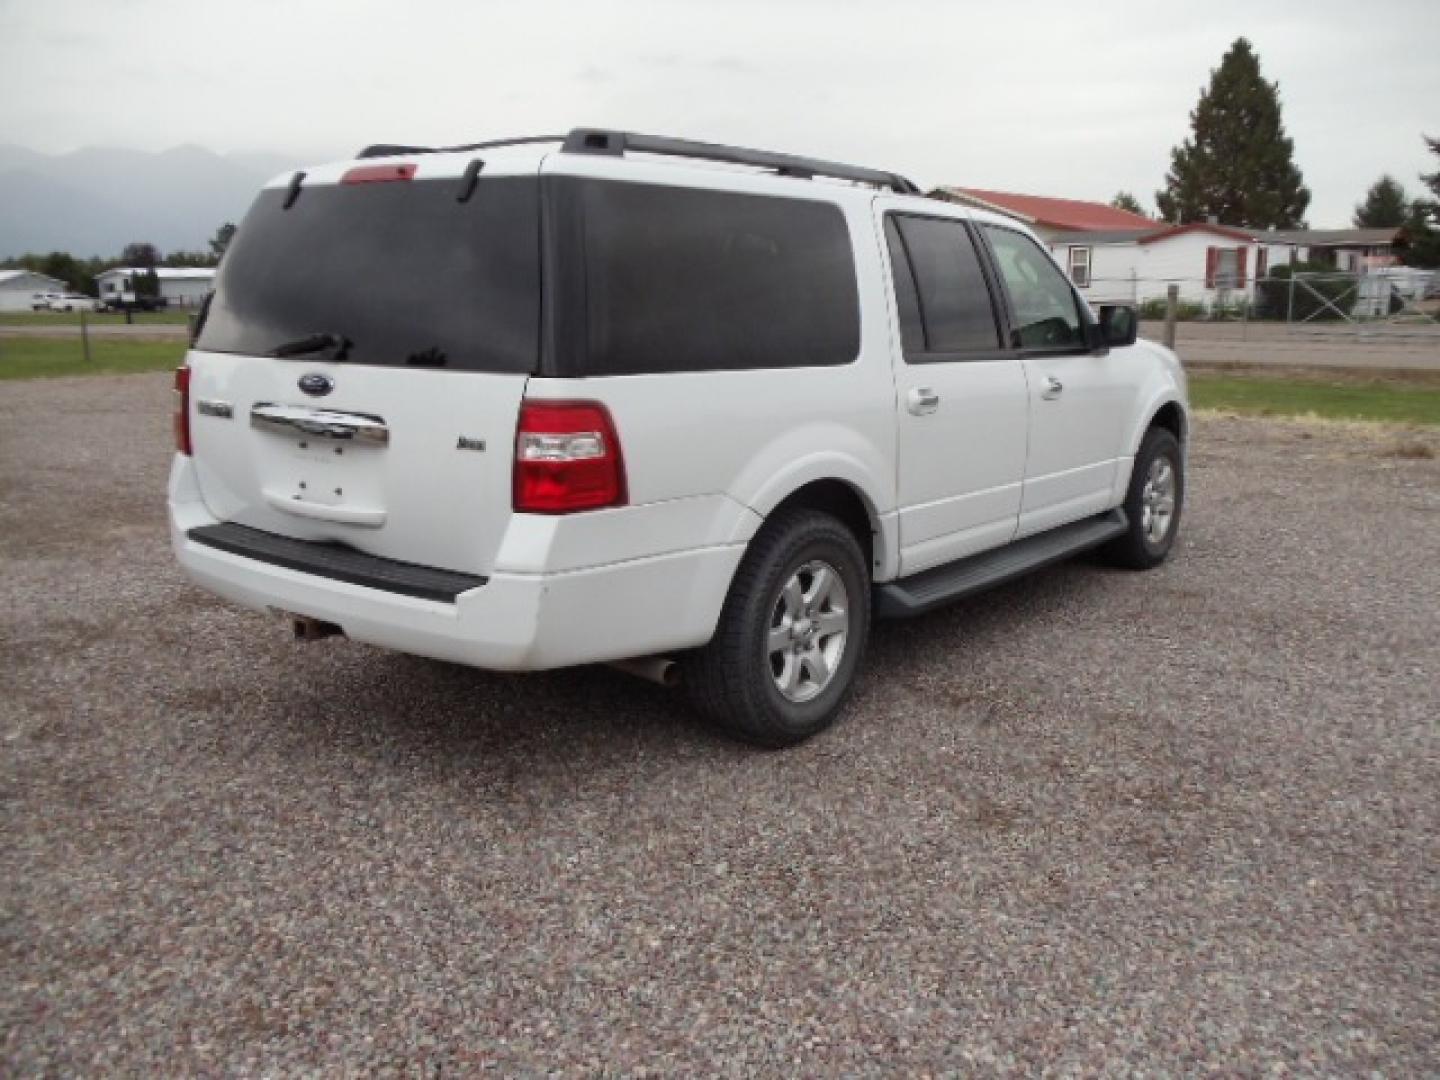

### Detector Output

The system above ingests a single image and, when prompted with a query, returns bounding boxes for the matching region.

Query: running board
[874,510,1128,619]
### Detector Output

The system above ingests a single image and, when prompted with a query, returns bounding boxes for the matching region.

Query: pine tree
[1156,38,1310,228]
[1353,175,1408,227]
[1110,192,1146,216]
[1401,135,1440,268]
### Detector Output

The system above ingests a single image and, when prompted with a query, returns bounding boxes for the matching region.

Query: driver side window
[981,224,1085,350]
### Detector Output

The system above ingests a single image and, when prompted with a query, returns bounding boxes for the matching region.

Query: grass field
[1189,371,1440,426]
[0,310,191,326]
[0,336,185,380]
[3,336,1439,427]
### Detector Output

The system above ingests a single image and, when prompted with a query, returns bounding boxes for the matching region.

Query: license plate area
[257,425,388,527]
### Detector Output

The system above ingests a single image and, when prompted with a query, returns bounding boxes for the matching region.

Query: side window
[885,214,1003,360]
[981,225,1086,350]
[558,178,860,375]
[1067,245,1092,288]
[883,218,925,354]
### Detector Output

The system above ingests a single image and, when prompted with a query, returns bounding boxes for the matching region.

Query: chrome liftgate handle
[250,403,390,446]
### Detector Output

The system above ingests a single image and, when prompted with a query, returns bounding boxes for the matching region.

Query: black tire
[685,508,870,747]
[1102,426,1184,569]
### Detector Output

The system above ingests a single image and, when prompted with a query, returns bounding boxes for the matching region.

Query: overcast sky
[2,0,1436,225]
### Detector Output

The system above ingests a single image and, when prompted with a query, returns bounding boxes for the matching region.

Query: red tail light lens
[173,366,192,456]
[514,400,626,513]
[340,163,417,185]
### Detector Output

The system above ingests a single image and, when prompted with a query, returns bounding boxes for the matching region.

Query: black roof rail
[356,143,435,159]
[561,128,920,194]
[356,135,565,160]
[355,129,921,194]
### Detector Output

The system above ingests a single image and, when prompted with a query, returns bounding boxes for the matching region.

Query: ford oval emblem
[298,373,334,397]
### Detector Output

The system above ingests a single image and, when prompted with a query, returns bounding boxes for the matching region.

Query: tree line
[0,223,236,296]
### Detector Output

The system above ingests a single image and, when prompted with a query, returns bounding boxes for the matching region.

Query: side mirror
[1098,305,1138,348]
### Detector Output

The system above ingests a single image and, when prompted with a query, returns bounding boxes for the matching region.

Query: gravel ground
[3,373,1438,1074]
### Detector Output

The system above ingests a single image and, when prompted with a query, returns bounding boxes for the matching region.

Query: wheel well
[768,480,879,571]
[1149,401,1186,444]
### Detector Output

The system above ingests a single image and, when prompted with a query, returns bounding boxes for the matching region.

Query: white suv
[169,128,1187,745]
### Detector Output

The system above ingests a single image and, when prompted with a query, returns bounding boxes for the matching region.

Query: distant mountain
[0,144,310,258]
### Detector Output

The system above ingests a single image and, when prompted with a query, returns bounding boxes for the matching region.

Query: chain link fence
[1088,270,1439,341]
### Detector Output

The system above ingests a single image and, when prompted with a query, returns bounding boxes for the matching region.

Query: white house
[95,266,216,307]
[0,269,70,312]
[1043,222,1289,307]
[930,186,1415,311]
[1045,224,1414,310]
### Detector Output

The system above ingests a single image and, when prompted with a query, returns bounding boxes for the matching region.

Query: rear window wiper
[269,332,351,360]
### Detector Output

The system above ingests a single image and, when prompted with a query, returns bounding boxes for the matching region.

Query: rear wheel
[1103,426,1183,569]
[685,509,870,747]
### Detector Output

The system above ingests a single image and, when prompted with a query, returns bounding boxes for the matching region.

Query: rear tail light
[173,366,192,455]
[514,400,626,513]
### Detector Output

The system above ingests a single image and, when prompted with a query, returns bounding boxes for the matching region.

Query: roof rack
[357,128,920,194]
[561,129,920,194]
[356,135,565,159]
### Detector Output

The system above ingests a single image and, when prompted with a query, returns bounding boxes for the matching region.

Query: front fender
[1124,339,1190,455]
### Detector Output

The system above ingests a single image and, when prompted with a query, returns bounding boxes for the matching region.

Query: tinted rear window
[197,175,540,373]
[549,178,859,376]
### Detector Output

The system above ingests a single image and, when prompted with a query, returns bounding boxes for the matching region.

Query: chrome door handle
[251,403,390,445]
[1041,376,1064,401]
[907,387,940,416]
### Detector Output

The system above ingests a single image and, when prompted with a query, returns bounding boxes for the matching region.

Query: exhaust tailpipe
[292,616,343,642]
[607,656,681,688]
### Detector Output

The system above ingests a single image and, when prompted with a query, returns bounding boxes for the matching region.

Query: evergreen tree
[1110,192,1146,216]
[1353,175,1409,227]
[133,267,161,298]
[1401,135,1440,268]
[1156,38,1310,228]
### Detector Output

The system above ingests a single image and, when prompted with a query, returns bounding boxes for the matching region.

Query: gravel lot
[3,373,1438,1074]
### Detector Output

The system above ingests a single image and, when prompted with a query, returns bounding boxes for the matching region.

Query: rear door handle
[1041,376,1064,401]
[907,387,940,416]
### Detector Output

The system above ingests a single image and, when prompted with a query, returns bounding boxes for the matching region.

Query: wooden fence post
[1163,284,1179,350]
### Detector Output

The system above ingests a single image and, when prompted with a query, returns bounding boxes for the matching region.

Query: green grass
[1190,373,1440,426]
[3,334,1439,430]
[0,309,190,326]
[0,336,186,380]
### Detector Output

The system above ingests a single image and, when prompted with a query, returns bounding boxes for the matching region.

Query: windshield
[196,174,540,373]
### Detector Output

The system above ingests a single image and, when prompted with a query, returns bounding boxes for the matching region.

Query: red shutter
[1236,247,1248,288]
[1204,246,1218,288]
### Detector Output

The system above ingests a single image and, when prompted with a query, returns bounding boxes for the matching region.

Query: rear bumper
[168,457,745,671]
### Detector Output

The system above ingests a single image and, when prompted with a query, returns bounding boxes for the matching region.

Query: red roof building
[931,186,1157,233]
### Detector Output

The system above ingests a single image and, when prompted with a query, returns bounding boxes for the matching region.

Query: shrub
[1139,297,1207,321]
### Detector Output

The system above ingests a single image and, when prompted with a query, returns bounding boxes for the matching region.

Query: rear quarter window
[548,178,860,376]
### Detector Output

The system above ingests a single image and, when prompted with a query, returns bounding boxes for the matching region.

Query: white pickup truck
[169,128,1188,746]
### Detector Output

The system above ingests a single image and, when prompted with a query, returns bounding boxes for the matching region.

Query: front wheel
[1103,426,1184,569]
[685,508,870,747]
